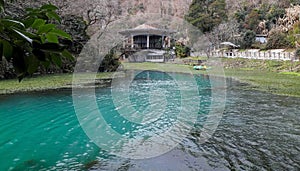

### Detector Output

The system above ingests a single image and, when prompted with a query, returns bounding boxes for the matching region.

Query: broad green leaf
[12,29,33,44]
[1,19,25,29]
[51,53,62,67]
[45,33,59,43]
[31,19,45,29]
[50,29,71,40]
[13,40,25,47]
[25,11,42,19]
[37,24,55,34]
[34,42,65,52]
[46,11,61,22]
[12,48,27,76]
[61,49,74,61]
[23,18,36,28]
[41,60,51,68]
[25,55,39,74]
[41,48,65,53]
[13,27,39,39]
[12,27,39,43]
[40,36,46,44]
[2,40,13,60]
[36,13,48,20]
[32,49,46,61]
[41,4,58,11]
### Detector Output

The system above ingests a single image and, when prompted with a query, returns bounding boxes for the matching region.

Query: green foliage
[266,30,291,49]
[290,0,300,6]
[185,0,227,33]
[99,49,120,72]
[266,5,285,24]
[244,9,260,31]
[286,22,300,48]
[0,2,73,81]
[280,71,300,76]
[240,30,256,48]
[175,43,190,58]
[235,10,247,24]
[234,3,286,34]
[292,22,300,34]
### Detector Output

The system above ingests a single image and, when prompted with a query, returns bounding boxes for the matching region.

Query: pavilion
[119,24,176,50]
[119,24,176,62]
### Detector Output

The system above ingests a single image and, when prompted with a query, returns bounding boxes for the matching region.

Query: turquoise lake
[0,71,299,170]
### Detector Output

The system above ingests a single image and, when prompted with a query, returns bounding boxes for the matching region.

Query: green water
[0,91,103,170]
[0,71,211,170]
[1,71,299,170]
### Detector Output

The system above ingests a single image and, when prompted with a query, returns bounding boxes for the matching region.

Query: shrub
[175,43,190,58]
[98,49,120,72]
[266,30,291,49]
[240,30,256,49]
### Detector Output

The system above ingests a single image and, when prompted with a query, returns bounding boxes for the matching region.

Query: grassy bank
[222,58,300,72]
[221,58,300,96]
[0,73,113,94]
[1,59,300,97]
[224,69,300,96]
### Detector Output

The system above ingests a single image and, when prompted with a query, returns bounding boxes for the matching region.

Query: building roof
[134,24,158,30]
[119,24,176,36]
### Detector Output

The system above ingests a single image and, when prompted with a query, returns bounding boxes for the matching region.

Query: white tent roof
[220,42,240,47]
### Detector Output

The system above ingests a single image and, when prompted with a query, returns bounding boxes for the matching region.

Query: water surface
[0,71,299,170]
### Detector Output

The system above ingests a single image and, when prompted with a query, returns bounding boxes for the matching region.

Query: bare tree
[19,0,122,35]
[206,20,241,47]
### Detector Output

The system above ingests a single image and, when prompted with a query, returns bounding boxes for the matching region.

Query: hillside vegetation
[186,0,300,50]
[2,0,300,80]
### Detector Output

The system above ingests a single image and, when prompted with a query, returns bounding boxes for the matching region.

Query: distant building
[255,34,267,44]
[119,24,176,62]
[119,24,176,49]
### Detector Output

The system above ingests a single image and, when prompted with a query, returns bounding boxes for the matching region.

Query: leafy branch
[0,1,73,81]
